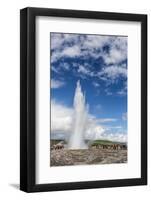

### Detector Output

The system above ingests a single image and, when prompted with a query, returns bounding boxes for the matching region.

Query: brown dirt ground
[50,149,127,166]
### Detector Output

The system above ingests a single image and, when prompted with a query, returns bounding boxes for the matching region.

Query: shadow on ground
[9,183,19,190]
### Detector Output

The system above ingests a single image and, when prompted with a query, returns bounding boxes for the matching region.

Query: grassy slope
[91,139,114,146]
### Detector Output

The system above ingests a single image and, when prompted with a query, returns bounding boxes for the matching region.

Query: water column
[68,80,88,149]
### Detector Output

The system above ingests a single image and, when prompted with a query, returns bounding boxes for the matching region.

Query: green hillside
[91,139,116,146]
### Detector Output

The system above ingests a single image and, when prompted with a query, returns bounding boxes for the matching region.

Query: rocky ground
[50,149,127,166]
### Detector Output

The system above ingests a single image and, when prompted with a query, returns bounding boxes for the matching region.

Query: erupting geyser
[68,80,88,149]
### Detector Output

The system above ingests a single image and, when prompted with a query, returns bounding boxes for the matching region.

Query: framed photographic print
[20,7,147,192]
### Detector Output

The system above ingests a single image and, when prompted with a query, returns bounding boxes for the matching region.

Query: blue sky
[50,33,127,142]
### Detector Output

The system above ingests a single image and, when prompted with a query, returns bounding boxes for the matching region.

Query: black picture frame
[20,7,147,192]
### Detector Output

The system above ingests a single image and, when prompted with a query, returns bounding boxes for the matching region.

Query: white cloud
[117,89,126,96]
[122,112,127,121]
[51,79,65,89]
[51,51,61,63]
[51,34,127,96]
[51,65,60,73]
[51,33,81,63]
[92,82,100,87]
[85,119,105,140]
[98,65,127,84]
[77,65,90,76]
[96,118,117,123]
[101,132,127,143]
[51,100,73,134]
[62,46,81,57]
[51,100,127,142]
[83,35,110,49]
[61,62,70,70]
[97,65,127,88]
[104,88,112,96]
[50,34,127,96]
[102,37,127,65]
[117,81,127,96]
[51,34,127,67]
[106,126,123,129]
[52,62,70,72]
[104,49,125,64]
[51,46,81,63]
[51,33,64,49]
[77,64,95,78]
